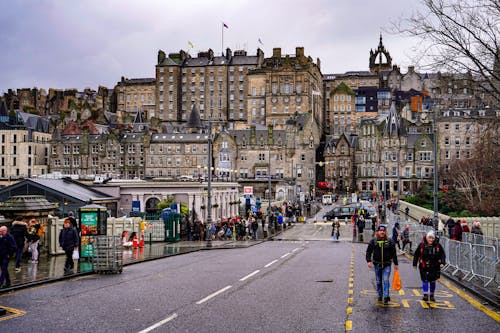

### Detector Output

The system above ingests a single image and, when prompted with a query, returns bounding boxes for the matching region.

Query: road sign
[243,186,253,195]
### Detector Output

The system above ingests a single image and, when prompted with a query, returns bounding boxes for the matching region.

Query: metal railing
[386,213,499,290]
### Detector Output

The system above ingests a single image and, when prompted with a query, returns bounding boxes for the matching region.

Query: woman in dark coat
[413,230,446,302]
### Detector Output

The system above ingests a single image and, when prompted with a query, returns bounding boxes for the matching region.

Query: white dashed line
[196,285,232,305]
[264,259,278,268]
[239,270,261,281]
[292,248,300,252]
[138,313,178,333]
[280,252,291,258]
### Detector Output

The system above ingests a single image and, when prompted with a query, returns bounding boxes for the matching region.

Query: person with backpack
[412,230,446,302]
[27,219,43,263]
[366,225,399,304]
[10,216,28,272]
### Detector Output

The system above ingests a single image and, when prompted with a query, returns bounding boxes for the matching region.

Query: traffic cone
[139,233,144,248]
[133,235,138,248]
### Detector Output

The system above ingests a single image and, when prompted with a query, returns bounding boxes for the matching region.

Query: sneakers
[422,294,429,302]
[383,296,390,304]
[377,296,382,302]
[429,295,435,302]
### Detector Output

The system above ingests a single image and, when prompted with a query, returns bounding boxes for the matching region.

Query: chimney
[226,47,232,59]
[296,47,304,57]
[273,48,281,58]
[408,66,415,73]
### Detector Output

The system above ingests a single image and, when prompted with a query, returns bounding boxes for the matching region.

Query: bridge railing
[386,214,499,289]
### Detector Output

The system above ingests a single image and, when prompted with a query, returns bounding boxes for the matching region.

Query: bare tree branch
[392,0,500,104]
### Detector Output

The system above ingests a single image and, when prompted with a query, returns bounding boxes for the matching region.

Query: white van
[322,194,333,205]
[179,175,194,181]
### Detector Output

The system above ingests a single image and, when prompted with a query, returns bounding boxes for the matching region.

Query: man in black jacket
[0,226,17,288]
[366,225,398,304]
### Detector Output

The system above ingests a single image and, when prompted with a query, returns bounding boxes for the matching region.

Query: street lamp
[432,107,439,232]
[206,121,213,247]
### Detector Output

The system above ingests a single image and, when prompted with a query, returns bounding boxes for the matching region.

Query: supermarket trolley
[92,236,123,274]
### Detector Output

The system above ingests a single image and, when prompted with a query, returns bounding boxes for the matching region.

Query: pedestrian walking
[412,230,446,302]
[10,216,28,272]
[366,225,399,304]
[401,224,412,252]
[452,222,463,241]
[27,219,42,263]
[251,217,259,240]
[331,217,341,241]
[67,211,78,230]
[392,222,401,250]
[445,217,455,239]
[471,220,483,235]
[0,226,17,288]
[59,218,79,273]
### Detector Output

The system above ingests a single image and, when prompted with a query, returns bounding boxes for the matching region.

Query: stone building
[0,101,51,184]
[246,47,323,131]
[323,133,357,194]
[155,48,264,127]
[114,77,156,124]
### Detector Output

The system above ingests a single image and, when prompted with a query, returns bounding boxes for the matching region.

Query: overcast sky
[0,0,424,93]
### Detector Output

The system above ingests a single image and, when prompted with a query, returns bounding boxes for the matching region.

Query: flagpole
[221,22,224,55]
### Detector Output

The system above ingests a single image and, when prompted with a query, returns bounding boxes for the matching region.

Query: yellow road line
[0,305,26,321]
[439,278,500,323]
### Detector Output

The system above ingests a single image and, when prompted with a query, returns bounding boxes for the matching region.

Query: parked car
[179,175,194,181]
[323,205,357,221]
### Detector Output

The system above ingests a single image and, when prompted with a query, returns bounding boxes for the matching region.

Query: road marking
[0,305,26,321]
[137,313,178,333]
[240,270,260,281]
[280,252,291,258]
[292,248,300,252]
[439,278,500,322]
[345,320,352,331]
[264,259,278,268]
[196,285,232,305]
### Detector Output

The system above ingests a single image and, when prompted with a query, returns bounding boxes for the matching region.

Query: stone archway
[145,197,160,213]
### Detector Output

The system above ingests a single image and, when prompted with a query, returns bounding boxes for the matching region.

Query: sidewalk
[0,239,262,293]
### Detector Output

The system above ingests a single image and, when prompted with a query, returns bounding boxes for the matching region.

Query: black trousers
[64,249,74,270]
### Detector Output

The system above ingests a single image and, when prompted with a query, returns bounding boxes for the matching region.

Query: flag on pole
[223,22,228,28]
[188,41,194,48]
[258,38,264,45]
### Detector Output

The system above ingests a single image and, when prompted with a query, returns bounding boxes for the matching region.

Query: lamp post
[432,107,439,232]
[268,143,272,227]
[206,121,213,247]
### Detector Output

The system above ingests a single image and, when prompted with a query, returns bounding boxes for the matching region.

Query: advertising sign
[243,186,253,195]
[131,200,141,213]
[80,211,98,258]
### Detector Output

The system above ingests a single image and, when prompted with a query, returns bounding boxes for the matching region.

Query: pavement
[0,238,263,293]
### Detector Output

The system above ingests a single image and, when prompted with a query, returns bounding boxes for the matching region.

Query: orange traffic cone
[133,235,138,248]
[139,233,144,248]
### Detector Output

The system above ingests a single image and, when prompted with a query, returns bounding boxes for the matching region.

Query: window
[418,152,432,161]
[444,137,449,145]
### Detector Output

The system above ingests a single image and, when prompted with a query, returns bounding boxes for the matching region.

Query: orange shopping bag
[392,268,402,290]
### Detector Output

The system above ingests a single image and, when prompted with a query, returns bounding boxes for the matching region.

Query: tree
[443,123,499,215]
[394,0,500,105]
